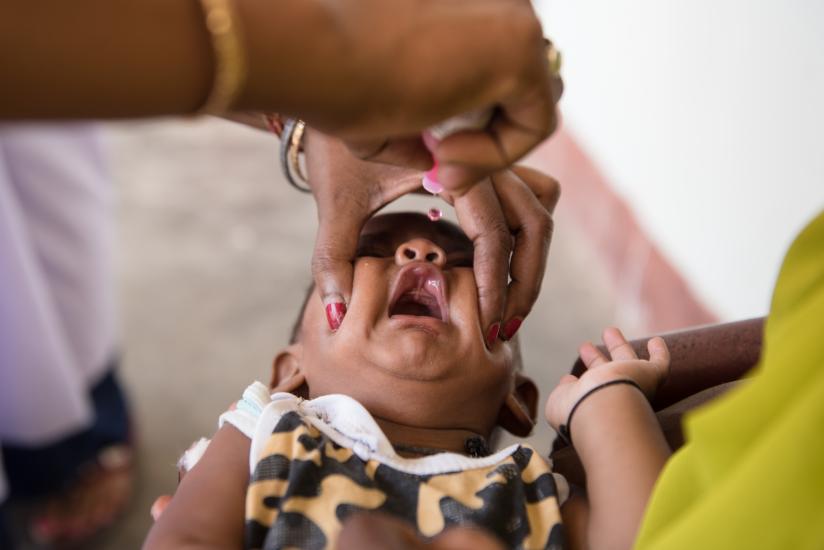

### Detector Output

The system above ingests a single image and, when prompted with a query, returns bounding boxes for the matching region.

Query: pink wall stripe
[526,128,717,333]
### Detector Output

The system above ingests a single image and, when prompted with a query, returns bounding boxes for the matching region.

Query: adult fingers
[433,526,508,550]
[489,170,555,340]
[304,129,372,332]
[579,341,609,369]
[602,327,638,361]
[509,165,561,212]
[312,207,366,331]
[433,76,556,191]
[339,512,423,550]
[343,136,434,171]
[453,181,511,348]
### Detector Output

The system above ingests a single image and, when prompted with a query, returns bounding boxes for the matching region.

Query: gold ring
[288,119,307,184]
[280,118,311,193]
[546,40,562,77]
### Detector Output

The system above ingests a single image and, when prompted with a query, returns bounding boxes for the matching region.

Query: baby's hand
[545,328,670,433]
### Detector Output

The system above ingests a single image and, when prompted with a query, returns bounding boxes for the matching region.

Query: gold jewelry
[197,0,247,114]
[546,40,563,77]
[280,118,311,193]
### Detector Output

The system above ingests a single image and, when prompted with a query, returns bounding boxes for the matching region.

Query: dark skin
[145,214,547,549]
[1,0,560,191]
[4,0,563,383]
[304,130,562,349]
[147,214,678,550]
[5,1,564,541]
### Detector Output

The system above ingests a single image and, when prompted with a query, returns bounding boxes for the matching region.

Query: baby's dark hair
[289,283,315,344]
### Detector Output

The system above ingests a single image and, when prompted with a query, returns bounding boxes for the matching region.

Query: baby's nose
[395,238,447,268]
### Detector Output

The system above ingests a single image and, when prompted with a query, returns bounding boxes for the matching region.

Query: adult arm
[569,318,764,411]
[552,319,762,487]
[1,0,557,189]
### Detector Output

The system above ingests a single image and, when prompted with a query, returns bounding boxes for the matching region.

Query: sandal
[27,443,134,547]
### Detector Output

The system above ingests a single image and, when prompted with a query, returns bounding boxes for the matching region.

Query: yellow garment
[634,210,824,549]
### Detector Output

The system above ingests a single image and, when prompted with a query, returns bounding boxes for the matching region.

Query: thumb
[312,208,366,331]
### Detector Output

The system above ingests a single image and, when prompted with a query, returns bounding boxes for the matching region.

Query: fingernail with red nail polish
[422,164,444,194]
[486,323,501,348]
[502,318,523,341]
[325,302,346,331]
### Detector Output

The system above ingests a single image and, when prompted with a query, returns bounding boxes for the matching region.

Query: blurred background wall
[532,0,824,327]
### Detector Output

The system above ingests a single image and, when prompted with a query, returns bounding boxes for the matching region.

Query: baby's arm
[144,425,250,550]
[548,328,671,550]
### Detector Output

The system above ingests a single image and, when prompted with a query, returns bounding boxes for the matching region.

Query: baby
[145,211,670,550]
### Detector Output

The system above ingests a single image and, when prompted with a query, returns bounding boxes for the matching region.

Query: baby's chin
[367,334,470,382]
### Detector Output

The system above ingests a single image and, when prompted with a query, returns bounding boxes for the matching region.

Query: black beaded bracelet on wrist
[556,379,644,447]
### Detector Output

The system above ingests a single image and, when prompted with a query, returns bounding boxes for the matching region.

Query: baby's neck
[374,416,490,458]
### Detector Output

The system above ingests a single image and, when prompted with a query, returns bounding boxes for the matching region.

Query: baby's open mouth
[388,264,448,322]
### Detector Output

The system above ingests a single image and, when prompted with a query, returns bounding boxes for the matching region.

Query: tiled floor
[28,119,621,549]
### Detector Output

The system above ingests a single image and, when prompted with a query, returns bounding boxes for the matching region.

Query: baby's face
[298,213,515,433]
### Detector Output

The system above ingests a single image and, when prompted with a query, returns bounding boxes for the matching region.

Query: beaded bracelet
[556,379,644,447]
[197,0,247,114]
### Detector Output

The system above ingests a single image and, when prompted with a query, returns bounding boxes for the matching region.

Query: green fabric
[634,210,824,550]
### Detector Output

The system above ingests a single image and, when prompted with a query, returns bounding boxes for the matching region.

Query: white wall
[535,0,824,320]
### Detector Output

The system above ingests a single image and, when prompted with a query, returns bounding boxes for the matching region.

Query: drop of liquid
[428,207,443,222]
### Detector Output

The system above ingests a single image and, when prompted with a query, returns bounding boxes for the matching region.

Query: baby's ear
[271,343,309,398]
[497,374,538,437]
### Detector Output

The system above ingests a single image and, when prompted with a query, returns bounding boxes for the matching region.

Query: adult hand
[304,130,560,345]
[339,512,506,550]
[334,46,564,190]
[238,0,560,187]
[442,166,560,346]
[304,130,424,329]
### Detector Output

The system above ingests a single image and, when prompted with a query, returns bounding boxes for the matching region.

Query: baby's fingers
[579,341,609,369]
[602,327,637,361]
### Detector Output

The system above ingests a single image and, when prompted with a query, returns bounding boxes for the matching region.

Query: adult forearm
[568,319,764,411]
[0,0,347,120]
[572,387,670,550]
[0,0,216,118]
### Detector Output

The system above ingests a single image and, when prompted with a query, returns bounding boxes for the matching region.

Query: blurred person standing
[0,124,132,545]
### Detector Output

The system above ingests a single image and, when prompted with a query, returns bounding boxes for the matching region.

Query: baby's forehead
[359,212,472,255]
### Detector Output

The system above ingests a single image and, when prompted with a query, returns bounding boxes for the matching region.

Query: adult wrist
[230,0,359,127]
